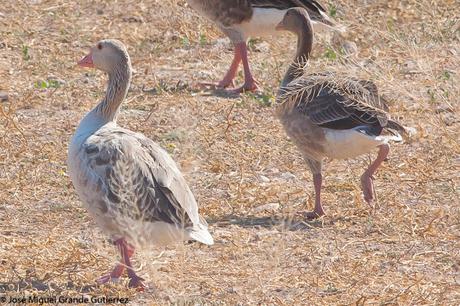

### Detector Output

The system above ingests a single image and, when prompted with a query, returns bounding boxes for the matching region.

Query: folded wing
[81,127,201,228]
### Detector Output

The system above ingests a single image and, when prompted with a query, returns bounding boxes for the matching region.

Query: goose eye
[97,43,102,50]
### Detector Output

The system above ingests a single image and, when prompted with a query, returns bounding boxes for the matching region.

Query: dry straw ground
[0,0,459,304]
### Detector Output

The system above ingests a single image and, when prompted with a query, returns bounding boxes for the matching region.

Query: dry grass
[0,0,459,304]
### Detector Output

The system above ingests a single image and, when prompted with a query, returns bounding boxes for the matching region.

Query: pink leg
[97,239,135,285]
[96,264,125,285]
[361,144,390,204]
[119,241,146,290]
[305,173,326,219]
[200,45,241,89]
[217,47,241,88]
[229,42,259,93]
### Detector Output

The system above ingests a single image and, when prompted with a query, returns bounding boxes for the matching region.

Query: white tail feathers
[189,216,214,245]
[188,223,214,245]
[378,133,403,143]
[384,126,417,143]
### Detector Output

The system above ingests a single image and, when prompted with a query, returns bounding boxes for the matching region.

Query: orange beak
[78,53,94,68]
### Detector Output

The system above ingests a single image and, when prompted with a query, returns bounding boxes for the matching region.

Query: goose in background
[68,39,213,289]
[187,0,343,93]
[275,8,412,218]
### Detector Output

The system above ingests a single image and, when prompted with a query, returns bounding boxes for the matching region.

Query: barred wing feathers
[250,0,329,23]
[278,73,401,131]
[81,127,208,238]
[211,1,253,27]
[205,0,334,27]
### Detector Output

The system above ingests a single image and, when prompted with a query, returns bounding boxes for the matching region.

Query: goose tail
[386,120,417,141]
[188,217,214,245]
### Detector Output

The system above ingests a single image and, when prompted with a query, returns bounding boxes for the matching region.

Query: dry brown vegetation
[0,0,459,304]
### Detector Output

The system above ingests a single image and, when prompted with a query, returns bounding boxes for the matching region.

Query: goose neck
[96,61,132,122]
[279,23,313,90]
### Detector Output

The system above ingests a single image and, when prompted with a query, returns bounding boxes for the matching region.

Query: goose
[68,39,213,289]
[275,8,410,219]
[187,0,342,93]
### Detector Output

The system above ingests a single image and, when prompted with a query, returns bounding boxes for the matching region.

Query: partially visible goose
[68,39,213,289]
[187,0,342,93]
[275,9,410,218]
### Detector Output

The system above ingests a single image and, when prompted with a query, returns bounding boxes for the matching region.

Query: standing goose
[187,0,342,93]
[68,39,213,289]
[275,9,410,218]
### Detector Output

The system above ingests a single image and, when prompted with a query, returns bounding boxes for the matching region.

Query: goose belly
[68,154,191,247]
[322,128,384,160]
[236,8,287,37]
[113,218,192,248]
[69,162,192,247]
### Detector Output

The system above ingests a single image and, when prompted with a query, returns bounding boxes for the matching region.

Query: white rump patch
[235,8,346,38]
[236,8,287,38]
[322,127,399,160]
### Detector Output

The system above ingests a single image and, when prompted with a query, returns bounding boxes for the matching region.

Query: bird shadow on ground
[207,214,324,231]
[190,87,242,99]
[0,279,96,294]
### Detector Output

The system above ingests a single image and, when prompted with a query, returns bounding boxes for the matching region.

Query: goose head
[78,39,130,73]
[275,8,313,34]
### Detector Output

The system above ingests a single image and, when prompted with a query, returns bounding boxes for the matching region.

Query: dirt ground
[0,0,459,304]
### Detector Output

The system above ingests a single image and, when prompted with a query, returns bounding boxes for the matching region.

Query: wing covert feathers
[277,72,393,127]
